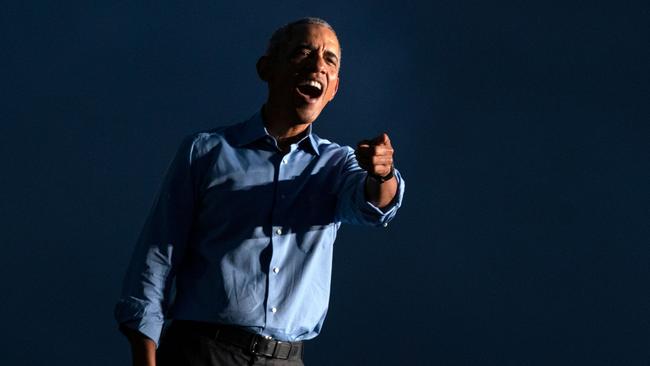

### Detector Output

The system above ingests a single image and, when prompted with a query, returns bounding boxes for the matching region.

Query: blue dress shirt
[114,111,405,346]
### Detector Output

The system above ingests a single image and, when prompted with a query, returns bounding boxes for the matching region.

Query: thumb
[373,133,390,146]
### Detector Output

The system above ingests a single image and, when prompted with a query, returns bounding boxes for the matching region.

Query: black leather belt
[169,320,303,360]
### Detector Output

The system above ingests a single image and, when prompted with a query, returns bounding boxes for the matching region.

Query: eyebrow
[295,43,340,63]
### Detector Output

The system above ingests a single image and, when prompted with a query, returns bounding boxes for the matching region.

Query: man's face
[265,24,341,125]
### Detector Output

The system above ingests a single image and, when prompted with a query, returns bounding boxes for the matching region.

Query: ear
[256,56,270,82]
[328,76,340,101]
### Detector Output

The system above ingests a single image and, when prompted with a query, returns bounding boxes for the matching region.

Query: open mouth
[296,80,324,100]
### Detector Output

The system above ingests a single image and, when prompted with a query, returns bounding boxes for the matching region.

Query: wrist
[367,165,395,183]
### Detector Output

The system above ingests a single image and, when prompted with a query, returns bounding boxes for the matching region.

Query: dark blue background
[1,1,648,365]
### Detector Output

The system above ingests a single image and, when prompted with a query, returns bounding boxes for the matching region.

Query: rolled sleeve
[114,297,165,344]
[336,147,405,226]
[114,135,200,346]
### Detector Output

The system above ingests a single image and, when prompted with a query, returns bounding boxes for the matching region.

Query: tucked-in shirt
[114,111,405,346]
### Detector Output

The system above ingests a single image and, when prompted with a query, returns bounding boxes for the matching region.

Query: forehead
[289,24,340,55]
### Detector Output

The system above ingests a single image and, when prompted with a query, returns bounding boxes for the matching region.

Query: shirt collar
[230,110,320,155]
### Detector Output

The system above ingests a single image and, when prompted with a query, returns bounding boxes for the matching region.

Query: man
[115,17,405,366]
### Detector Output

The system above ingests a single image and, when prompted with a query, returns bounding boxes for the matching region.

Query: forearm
[123,326,157,366]
[365,175,398,209]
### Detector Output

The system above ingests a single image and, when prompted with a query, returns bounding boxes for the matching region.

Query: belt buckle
[250,334,274,357]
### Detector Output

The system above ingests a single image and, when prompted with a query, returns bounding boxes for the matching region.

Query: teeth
[299,80,322,90]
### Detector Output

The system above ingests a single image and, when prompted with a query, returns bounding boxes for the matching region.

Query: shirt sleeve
[335,147,405,226]
[114,135,200,347]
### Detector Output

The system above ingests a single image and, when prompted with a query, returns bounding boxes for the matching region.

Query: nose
[306,53,327,74]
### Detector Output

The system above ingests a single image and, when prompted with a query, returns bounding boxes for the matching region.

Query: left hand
[355,133,394,178]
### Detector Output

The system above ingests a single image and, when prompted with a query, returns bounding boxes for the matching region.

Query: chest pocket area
[298,193,337,227]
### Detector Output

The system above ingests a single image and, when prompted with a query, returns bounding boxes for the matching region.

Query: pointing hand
[355,133,394,179]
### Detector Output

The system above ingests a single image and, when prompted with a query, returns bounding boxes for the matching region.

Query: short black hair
[265,17,339,61]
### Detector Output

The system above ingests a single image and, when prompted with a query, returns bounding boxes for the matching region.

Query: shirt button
[383,222,389,228]
[282,158,288,164]
[276,228,282,235]
[273,267,280,274]
[271,307,277,313]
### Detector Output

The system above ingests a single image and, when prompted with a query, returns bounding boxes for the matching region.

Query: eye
[294,47,311,57]
[324,51,339,66]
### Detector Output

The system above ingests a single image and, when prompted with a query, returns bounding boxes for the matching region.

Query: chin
[292,104,324,124]
[295,108,323,125]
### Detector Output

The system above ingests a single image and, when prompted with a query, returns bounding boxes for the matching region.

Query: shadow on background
[1,1,648,365]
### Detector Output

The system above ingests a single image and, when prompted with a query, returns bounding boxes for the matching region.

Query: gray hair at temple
[265,17,341,62]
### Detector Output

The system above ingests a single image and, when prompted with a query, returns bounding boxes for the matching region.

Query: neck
[262,104,310,150]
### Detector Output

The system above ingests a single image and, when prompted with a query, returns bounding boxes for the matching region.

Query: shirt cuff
[114,298,165,347]
[355,168,405,226]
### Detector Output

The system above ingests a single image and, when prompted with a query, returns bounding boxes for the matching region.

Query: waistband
[168,320,304,361]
